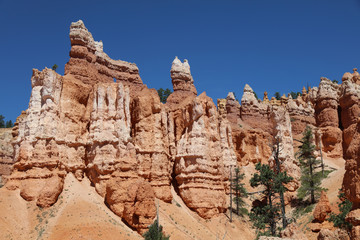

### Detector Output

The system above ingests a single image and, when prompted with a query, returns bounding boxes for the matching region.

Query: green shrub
[143,219,169,240]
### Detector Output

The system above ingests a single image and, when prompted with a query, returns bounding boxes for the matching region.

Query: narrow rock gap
[171,158,180,197]
[338,106,344,131]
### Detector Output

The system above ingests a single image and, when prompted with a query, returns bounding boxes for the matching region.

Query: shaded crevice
[338,106,344,131]
[171,158,180,197]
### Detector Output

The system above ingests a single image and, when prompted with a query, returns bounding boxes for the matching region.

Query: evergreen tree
[52,64,58,72]
[157,88,172,103]
[0,115,4,128]
[249,162,292,237]
[232,167,248,216]
[143,219,169,240]
[297,125,323,204]
[252,90,259,100]
[289,91,301,99]
[274,92,281,100]
[272,138,293,229]
[5,120,13,128]
[329,190,352,233]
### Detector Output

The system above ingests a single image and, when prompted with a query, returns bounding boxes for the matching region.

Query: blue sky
[1,0,360,122]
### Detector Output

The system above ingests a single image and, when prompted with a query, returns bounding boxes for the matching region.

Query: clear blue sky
[1,0,360,122]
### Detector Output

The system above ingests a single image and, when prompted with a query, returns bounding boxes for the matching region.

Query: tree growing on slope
[249,162,292,237]
[232,167,248,216]
[297,126,323,204]
[272,138,292,229]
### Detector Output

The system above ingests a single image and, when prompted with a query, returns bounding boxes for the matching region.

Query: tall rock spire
[167,57,197,105]
[170,56,197,95]
[65,20,142,85]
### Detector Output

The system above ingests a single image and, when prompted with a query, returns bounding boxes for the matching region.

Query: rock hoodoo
[313,191,332,223]
[315,78,342,158]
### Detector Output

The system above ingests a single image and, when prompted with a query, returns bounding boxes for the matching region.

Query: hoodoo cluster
[1,20,360,237]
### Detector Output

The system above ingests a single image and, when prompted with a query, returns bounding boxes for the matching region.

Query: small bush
[329,191,352,231]
[143,219,169,240]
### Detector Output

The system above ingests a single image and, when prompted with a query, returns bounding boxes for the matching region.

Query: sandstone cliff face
[7,68,66,208]
[220,87,300,197]
[218,92,272,166]
[332,71,360,239]
[286,96,316,149]
[105,178,156,234]
[340,80,360,206]
[240,84,273,133]
[269,107,300,195]
[0,128,14,185]
[131,86,174,202]
[168,61,237,218]
[87,82,136,196]
[4,20,239,233]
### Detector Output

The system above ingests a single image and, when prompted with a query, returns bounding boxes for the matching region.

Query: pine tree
[272,138,292,229]
[297,126,323,204]
[0,115,4,128]
[52,64,58,72]
[157,88,172,103]
[143,219,169,240]
[5,120,13,128]
[232,167,248,216]
[274,92,281,100]
[249,162,292,237]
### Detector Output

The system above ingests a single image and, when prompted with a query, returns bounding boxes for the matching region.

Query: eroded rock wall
[269,107,300,197]
[0,128,14,185]
[7,68,66,208]
[4,20,239,233]
[168,59,237,218]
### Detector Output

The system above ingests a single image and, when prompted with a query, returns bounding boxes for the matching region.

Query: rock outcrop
[269,107,300,197]
[168,61,237,217]
[317,229,350,240]
[6,69,66,208]
[105,178,156,234]
[0,128,14,185]
[340,79,360,205]
[286,95,316,149]
[340,78,360,239]
[166,57,197,105]
[65,20,142,86]
[132,86,174,202]
[218,91,272,166]
[240,84,272,133]
[315,78,342,158]
[313,191,332,223]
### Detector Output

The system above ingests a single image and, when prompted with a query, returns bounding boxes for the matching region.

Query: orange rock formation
[2,19,360,238]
